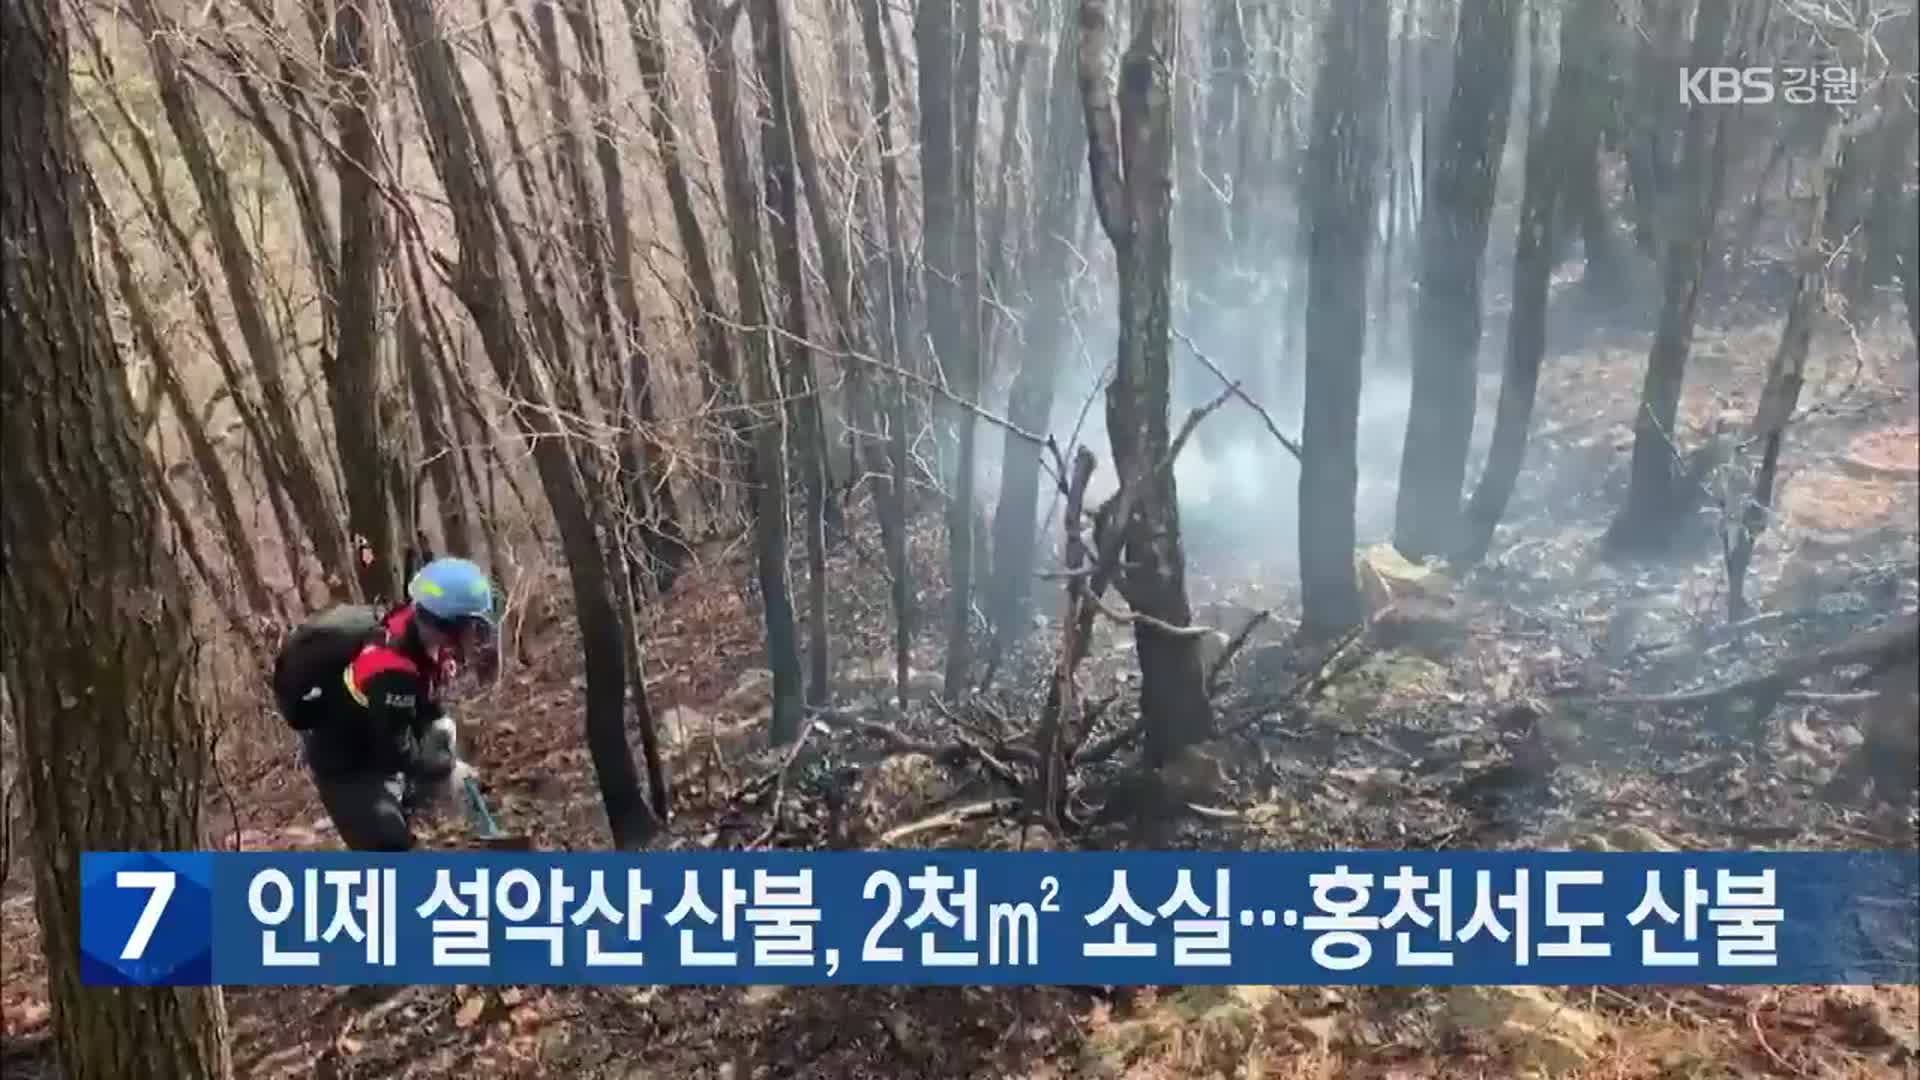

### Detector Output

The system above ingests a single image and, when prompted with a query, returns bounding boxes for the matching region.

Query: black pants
[307,763,416,851]
[298,719,459,852]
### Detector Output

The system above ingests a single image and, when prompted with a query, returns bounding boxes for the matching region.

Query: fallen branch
[1072,717,1143,768]
[1205,608,1275,697]
[1592,612,1919,709]
[747,719,821,849]
[849,718,1025,790]
[1782,689,1881,704]
[1078,623,1363,768]
[1225,624,1368,740]
[880,799,1022,845]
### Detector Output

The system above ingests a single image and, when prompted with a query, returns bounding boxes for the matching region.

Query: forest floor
[3,301,1918,1078]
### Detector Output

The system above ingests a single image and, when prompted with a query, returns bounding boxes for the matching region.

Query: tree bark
[623,0,745,508]
[749,0,833,709]
[1,1,234,1073]
[387,0,655,847]
[396,303,474,558]
[920,0,987,699]
[1605,0,1739,557]
[1844,16,1917,317]
[1298,0,1391,637]
[1392,0,1518,560]
[985,11,1085,670]
[557,0,691,601]
[1624,0,1691,254]
[692,0,806,744]
[856,0,919,711]
[1726,113,1850,620]
[323,0,397,601]
[1460,0,1612,563]
[1080,0,1213,763]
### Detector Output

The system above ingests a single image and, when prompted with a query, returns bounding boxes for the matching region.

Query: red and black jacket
[310,604,459,782]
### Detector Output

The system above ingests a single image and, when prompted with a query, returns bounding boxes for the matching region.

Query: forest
[2,0,1917,1074]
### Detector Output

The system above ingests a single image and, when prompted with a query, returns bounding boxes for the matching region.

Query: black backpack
[271,604,388,731]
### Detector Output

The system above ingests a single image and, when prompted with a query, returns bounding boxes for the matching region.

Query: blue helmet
[408,557,496,627]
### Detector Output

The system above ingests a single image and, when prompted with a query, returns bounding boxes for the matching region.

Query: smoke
[976,273,1497,588]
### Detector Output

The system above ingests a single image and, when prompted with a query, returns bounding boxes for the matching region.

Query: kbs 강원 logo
[1680,66,1860,106]
[79,852,215,986]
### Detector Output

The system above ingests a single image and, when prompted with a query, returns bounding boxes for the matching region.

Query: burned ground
[4,304,1917,1078]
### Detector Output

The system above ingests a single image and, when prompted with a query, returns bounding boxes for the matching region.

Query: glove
[428,714,459,758]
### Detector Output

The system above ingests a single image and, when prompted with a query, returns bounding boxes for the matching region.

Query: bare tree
[692,0,807,744]
[322,0,397,600]
[986,5,1085,671]
[919,0,987,698]
[1606,0,1743,557]
[76,28,316,598]
[1844,8,1917,318]
[1461,0,1615,563]
[856,0,920,711]
[624,0,746,512]
[2,0,234,1073]
[126,0,356,596]
[1080,0,1212,763]
[1393,0,1519,561]
[1298,0,1391,637]
[90,178,280,624]
[1726,109,1856,618]
[749,0,833,707]
[386,0,655,846]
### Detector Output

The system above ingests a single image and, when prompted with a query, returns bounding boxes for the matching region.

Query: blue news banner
[79,851,1917,988]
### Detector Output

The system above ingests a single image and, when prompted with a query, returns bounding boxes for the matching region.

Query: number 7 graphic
[116,870,176,962]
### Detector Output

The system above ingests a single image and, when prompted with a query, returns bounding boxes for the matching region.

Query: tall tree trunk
[125,0,355,597]
[1605,0,1739,557]
[92,185,279,623]
[79,27,318,603]
[1392,0,1518,560]
[985,10,1084,672]
[692,0,806,744]
[556,0,690,601]
[324,0,397,601]
[1080,0,1213,763]
[1574,136,1625,303]
[623,0,745,513]
[749,0,833,709]
[1298,0,1391,637]
[387,0,655,847]
[396,304,474,557]
[1625,0,1692,255]
[920,0,987,698]
[1904,189,1920,352]
[1460,0,1612,563]
[856,0,919,710]
[1844,16,1917,318]
[1727,114,1851,620]
[1,1,234,1073]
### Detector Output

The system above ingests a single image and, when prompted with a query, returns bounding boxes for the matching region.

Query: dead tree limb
[1205,609,1275,697]
[748,717,820,849]
[1173,328,1303,460]
[1032,446,1097,828]
[1593,613,1919,709]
